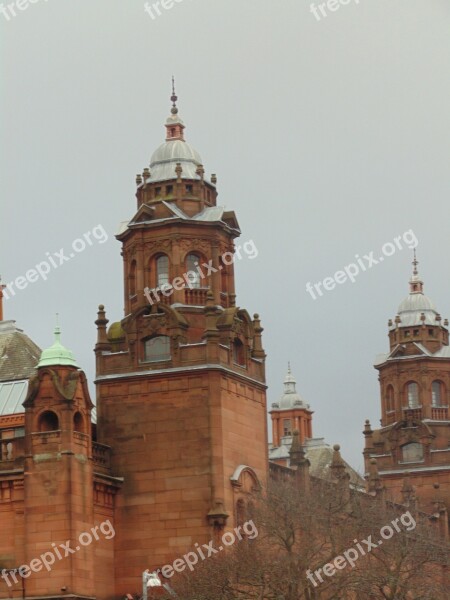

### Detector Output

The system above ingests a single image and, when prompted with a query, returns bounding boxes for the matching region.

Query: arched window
[236,499,246,527]
[401,442,424,463]
[283,419,292,436]
[185,253,202,288]
[38,411,59,432]
[73,412,85,434]
[233,338,246,367]
[129,260,137,297]
[156,255,169,288]
[432,381,444,407]
[407,382,419,408]
[385,385,395,413]
[144,336,171,362]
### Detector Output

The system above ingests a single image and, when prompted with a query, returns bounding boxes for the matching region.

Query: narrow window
[386,385,394,412]
[432,381,443,407]
[407,382,419,408]
[233,339,246,367]
[186,253,202,289]
[283,419,292,436]
[156,255,169,288]
[129,260,137,297]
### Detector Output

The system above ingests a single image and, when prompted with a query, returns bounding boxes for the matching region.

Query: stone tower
[22,328,95,599]
[95,87,268,594]
[364,254,450,514]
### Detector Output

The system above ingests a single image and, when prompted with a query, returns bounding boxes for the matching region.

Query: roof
[0,321,41,382]
[146,138,209,184]
[38,327,78,368]
[269,436,364,488]
[0,379,29,415]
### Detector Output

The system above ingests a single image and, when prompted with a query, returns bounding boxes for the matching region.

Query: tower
[269,364,313,457]
[22,328,96,599]
[364,255,450,513]
[95,87,268,594]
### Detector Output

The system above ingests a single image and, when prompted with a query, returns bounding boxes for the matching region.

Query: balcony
[0,437,25,469]
[184,287,209,306]
[402,406,422,420]
[92,442,112,474]
[431,406,449,420]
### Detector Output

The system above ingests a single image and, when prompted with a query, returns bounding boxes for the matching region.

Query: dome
[398,293,436,314]
[144,85,209,184]
[389,255,442,330]
[150,139,203,182]
[274,365,309,410]
[38,326,78,369]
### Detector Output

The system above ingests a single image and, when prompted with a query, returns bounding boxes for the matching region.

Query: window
[233,339,246,367]
[185,253,201,288]
[186,184,193,194]
[156,255,169,287]
[155,187,162,197]
[432,381,444,407]
[166,185,173,196]
[429,329,434,336]
[73,412,85,434]
[38,411,59,432]
[413,329,419,336]
[385,385,394,412]
[283,419,292,436]
[402,442,424,463]
[144,336,171,362]
[404,330,410,338]
[129,260,137,297]
[407,382,419,408]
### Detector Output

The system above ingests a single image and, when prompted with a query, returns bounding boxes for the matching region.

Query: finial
[288,361,291,374]
[412,249,418,276]
[54,313,61,343]
[170,76,178,115]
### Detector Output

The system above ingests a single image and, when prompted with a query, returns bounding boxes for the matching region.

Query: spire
[165,77,185,142]
[409,249,424,295]
[284,362,296,394]
[171,75,178,115]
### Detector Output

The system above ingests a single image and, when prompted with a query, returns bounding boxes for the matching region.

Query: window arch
[185,253,202,289]
[432,381,444,407]
[156,255,170,288]
[401,442,424,463]
[385,385,395,413]
[144,335,171,363]
[73,412,85,434]
[233,338,246,367]
[406,382,419,408]
[129,260,137,297]
[38,411,59,432]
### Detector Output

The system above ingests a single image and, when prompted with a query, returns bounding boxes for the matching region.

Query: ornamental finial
[171,76,178,115]
[412,249,419,277]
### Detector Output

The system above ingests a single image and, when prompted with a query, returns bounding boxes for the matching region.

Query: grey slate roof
[0,320,41,382]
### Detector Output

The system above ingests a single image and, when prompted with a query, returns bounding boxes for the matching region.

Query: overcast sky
[2,0,450,472]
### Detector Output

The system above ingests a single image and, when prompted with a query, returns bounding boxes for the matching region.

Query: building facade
[0,91,268,600]
[364,255,450,515]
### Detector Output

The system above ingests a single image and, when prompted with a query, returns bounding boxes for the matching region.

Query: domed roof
[144,83,210,184]
[38,326,78,369]
[272,365,309,410]
[149,139,203,182]
[390,254,442,330]
[398,293,436,314]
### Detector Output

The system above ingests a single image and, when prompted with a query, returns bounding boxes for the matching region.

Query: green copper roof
[38,326,78,368]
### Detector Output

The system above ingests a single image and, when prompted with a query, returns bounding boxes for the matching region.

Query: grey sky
[2,0,450,472]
